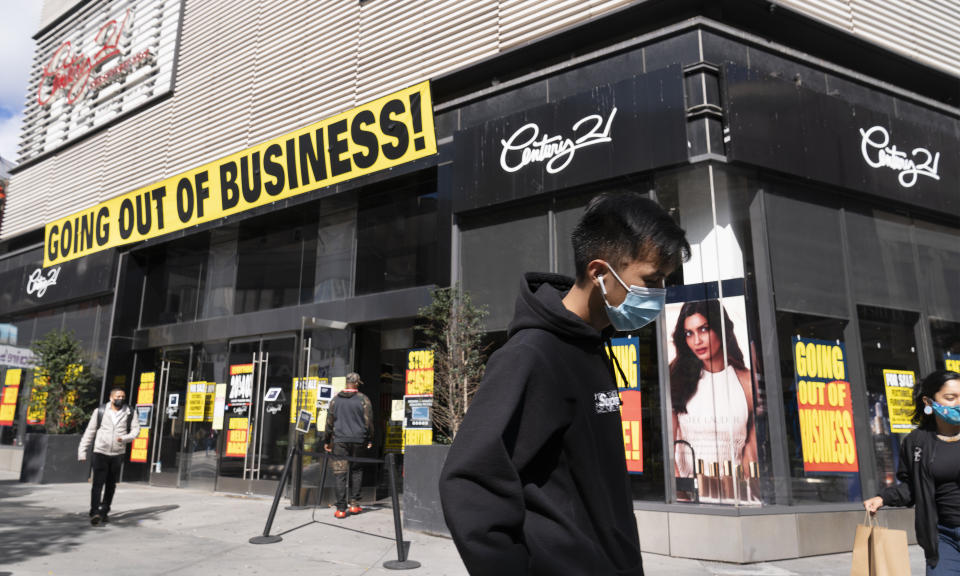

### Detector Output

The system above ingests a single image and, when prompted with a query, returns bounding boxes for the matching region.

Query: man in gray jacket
[323,372,373,518]
[78,387,140,525]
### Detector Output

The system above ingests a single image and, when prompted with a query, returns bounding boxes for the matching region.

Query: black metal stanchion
[383,452,420,570]
[286,432,309,510]
[249,439,299,544]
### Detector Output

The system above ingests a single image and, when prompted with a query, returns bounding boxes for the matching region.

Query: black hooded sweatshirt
[439,273,643,576]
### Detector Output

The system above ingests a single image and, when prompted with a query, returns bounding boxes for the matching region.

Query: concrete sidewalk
[0,470,926,575]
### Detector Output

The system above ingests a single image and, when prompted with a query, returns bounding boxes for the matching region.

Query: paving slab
[0,471,927,575]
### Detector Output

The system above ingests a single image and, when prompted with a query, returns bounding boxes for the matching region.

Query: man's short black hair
[571,192,689,282]
[109,386,127,395]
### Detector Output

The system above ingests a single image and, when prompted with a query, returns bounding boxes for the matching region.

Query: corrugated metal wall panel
[908,0,960,73]
[499,0,595,50]
[3,160,56,238]
[779,0,960,77]
[850,0,918,58]
[45,133,106,218]
[162,0,259,176]
[248,0,360,144]
[101,103,172,199]
[777,0,853,30]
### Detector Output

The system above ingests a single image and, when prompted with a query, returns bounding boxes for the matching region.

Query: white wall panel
[778,0,960,77]
[4,161,56,238]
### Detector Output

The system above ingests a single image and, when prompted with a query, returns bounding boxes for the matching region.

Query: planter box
[19,433,90,484]
[402,444,450,536]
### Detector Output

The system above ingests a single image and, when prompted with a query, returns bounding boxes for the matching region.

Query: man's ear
[585,260,607,285]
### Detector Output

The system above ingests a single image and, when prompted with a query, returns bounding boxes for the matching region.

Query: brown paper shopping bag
[851,513,874,576]
[870,522,911,576]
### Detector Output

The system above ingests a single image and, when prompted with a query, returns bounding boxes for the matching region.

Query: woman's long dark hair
[913,370,960,431]
[670,299,746,414]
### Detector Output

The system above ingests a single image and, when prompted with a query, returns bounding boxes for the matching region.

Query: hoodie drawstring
[603,338,629,405]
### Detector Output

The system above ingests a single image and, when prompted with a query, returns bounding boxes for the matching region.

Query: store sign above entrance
[724,64,959,218]
[42,81,437,267]
[20,0,183,162]
[453,66,687,212]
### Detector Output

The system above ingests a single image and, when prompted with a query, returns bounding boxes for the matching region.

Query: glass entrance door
[217,335,296,494]
[150,347,193,487]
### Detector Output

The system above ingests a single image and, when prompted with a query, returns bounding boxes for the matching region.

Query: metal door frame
[149,345,194,487]
[221,333,297,495]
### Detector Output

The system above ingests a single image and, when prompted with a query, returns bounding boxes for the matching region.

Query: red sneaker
[334,509,348,519]
[348,505,362,515]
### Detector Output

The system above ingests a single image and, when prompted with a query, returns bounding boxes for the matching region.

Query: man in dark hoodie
[439,192,689,576]
[323,372,374,518]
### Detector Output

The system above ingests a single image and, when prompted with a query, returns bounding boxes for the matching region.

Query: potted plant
[403,285,487,535]
[20,330,97,484]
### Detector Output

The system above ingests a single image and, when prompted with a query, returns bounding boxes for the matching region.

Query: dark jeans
[929,525,960,575]
[332,442,363,510]
[90,452,123,516]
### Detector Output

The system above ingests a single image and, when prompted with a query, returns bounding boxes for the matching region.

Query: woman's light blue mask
[931,401,960,426]
[598,263,666,332]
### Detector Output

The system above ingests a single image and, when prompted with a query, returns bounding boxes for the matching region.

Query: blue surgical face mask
[931,401,960,426]
[598,263,666,332]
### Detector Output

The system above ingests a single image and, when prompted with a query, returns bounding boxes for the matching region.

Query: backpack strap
[95,404,107,431]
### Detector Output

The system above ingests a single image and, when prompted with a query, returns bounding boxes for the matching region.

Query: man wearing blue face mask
[440,192,689,576]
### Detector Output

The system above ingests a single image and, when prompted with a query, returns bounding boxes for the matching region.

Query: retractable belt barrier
[249,442,420,570]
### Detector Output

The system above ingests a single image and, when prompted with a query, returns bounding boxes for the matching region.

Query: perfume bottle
[736,464,748,504]
[747,461,761,503]
[696,459,708,501]
[709,462,721,503]
[721,461,735,504]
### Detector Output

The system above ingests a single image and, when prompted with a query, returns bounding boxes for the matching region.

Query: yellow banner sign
[225,417,249,457]
[44,81,436,267]
[0,369,22,425]
[184,381,207,422]
[290,377,320,424]
[883,369,916,434]
[137,372,156,405]
[130,428,149,463]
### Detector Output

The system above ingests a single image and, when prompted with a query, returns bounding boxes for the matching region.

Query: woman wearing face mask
[670,299,757,496]
[864,370,960,575]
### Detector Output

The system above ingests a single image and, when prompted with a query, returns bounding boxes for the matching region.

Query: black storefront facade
[432,19,959,560]
[2,4,959,563]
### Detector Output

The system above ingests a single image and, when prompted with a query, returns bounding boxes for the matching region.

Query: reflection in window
[315,197,356,303]
[461,203,548,332]
[140,235,209,326]
[235,208,316,314]
[857,305,920,490]
[356,175,438,295]
[931,319,960,372]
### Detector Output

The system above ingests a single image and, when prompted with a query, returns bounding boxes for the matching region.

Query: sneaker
[100,514,110,524]
[334,509,348,519]
[90,513,101,526]
[348,505,362,514]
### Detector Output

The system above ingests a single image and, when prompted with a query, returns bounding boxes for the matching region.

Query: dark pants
[332,442,363,510]
[90,452,123,516]
[929,525,960,575]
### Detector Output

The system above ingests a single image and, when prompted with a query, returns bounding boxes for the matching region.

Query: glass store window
[460,201,549,333]
[234,208,317,314]
[141,235,209,327]
[858,305,921,490]
[657,166,768,506]
[356,174,438,295]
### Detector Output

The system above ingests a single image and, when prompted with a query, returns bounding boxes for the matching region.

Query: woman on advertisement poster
[669,298,758,503]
